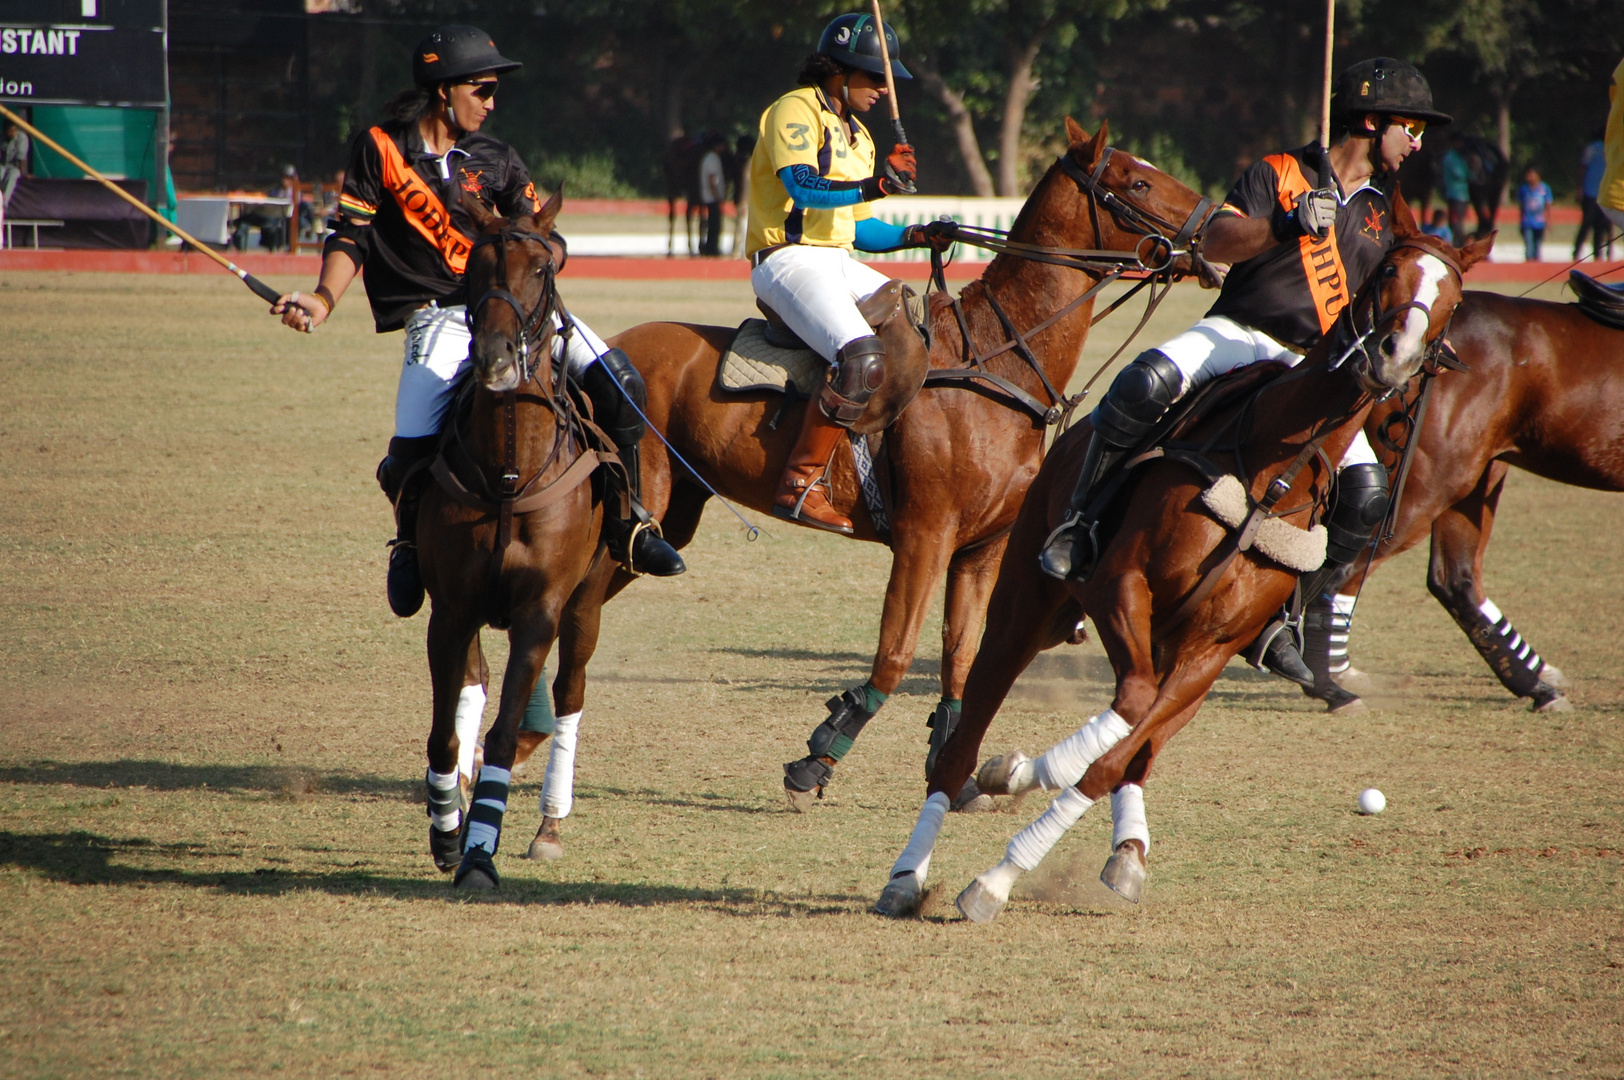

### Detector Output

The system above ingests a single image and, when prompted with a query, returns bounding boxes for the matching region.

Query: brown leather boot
[773,394,853,534]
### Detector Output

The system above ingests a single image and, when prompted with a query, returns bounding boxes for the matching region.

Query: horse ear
[1064,116,1091,147]
[460,190,502,233]
[1388,186,1419,238]
[1457,230,1496,272]
[533,184,564,235]
[1065,116,1108,168]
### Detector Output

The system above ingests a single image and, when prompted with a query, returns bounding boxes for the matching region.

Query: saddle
[716,280,929,397]
[1569,270,1624,330]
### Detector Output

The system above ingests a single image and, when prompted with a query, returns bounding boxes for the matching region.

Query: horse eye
[1131,179,1150,192]
[1383,264,1398,278]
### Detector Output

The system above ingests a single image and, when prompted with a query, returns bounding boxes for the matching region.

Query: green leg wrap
[519,668,555,735]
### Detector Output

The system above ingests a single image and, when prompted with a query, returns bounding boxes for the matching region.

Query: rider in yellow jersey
[747,13,954,535]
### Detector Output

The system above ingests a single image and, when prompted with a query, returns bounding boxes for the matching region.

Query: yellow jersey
[746,86,875,257]
[1600,56,1624,213]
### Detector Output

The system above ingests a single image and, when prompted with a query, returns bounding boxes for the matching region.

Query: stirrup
[620,518,662,577]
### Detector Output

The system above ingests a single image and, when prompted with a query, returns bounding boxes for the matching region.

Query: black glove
[904,218,956,252]
[882,143,918,196]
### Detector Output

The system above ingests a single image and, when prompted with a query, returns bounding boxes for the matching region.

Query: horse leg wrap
[924,700,961,779]
[1111,783,1150,855]
[889,791,951,881]
[454,684,486,784]
[541,711,582,819]
[784,686,881,792]
[1009,785,1096,872]
[425,768,461,832]
[463,766,511,856]
[819,336,886,426]
[1301,593,1354,691]
[520,675,556,735]
[1034,709,1131,791]
[1458,597,1546,699]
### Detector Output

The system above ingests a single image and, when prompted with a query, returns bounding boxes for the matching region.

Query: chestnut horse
[416,190,619,891]
[1299,290,1624,713]
[593,118,1216,817]
[872,205,1492,922]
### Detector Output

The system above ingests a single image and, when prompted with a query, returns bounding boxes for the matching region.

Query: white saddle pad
[1200,474,1328,572]
[717,319,827,396]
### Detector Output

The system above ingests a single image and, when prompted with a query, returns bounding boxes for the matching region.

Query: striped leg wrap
[1466,598,1544,697]
[425,768,461,832]
[463,766,511,856]
[1327,594,1355,675]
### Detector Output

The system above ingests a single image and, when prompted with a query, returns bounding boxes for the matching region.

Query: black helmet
[1331,57,1451,127]
[816,13,912,80]
[412,25,522,87]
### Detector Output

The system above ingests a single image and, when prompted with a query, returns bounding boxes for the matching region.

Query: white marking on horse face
[1131,155,1154,169]
[1387,253,1449,367]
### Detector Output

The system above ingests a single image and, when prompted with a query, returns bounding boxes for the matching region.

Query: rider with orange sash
[272,25,684,622]
[1037,57,1451,688]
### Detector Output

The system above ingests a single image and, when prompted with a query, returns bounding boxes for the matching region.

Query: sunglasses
[1391,117,1426,141]
[461,80,499,101]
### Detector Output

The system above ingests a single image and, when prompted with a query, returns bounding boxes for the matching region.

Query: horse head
[462,188,566,394]
[1342,189,1493,392]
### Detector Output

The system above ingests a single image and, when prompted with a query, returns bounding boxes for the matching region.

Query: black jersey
[1205,144,1395,351]
[324,120,543,332]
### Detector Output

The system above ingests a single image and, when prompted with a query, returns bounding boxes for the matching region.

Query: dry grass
[0,271,1619,1079]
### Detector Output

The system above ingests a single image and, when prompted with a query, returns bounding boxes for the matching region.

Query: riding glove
[883,143,918,196]
[904,218,956,251]
[1275,187,1338,241]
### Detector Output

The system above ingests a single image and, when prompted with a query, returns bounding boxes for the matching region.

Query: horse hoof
[1532,686,1573,713]
[975,752,1035,797]
[1099,843,1148,904]
[429,825,461,873]
[526,817,565,860]
[513,731,547,771]
[873,873,923,918]
[1538,664,1568,689]
[951,778,994,813]
[1318,683,1366,715]
[1335,666,1373,693]
[954,877,1008,924]
[453,848,500,891]
[784,785,821,814]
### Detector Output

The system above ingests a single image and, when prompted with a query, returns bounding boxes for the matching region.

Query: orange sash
[1266,153,1348,334]
[370,127,472,274]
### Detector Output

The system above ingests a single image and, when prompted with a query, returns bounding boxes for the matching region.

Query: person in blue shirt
[1575,129,1613,261]
[1517,166,1554,262]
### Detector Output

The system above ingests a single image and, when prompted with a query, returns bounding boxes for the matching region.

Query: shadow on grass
[0,760,418,801]
[0,829,859,916]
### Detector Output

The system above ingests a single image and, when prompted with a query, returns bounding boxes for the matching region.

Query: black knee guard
[820,335,886,426]
[377,435,441,504]
[579,347,648,450]
[1325,463,1390,565]
[1090,349,1183,449]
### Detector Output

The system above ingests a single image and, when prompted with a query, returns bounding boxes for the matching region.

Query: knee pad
[579,347,647,449]
[377,435,440,500]
[821,335,886,425]
[1326,462,1390,564]
[1090,349,1183,448]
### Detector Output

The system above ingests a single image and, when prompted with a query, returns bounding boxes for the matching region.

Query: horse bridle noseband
[467,225,565,385]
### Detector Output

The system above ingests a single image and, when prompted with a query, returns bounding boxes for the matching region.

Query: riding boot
[772,393,854,534]
[1038,349,1185,581]
[377,434,440,618]
[605,442,686,577]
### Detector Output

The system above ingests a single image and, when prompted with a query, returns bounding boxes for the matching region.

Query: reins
[921,146,1217,432]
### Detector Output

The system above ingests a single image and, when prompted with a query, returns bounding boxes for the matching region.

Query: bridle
[921,146,1219,430]
[1327,236,1466,393]
[467,224,566,386]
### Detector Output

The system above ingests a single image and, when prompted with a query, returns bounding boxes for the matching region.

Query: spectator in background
[1574,127,1612,261]
[1440,134,1471,246]
[698,132,727,256]
[1,118,29,206]
[1421,207,1452,239]
[1516,166,1553,262]
[1600,56,1624,237]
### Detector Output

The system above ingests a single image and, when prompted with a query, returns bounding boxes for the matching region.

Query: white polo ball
[1357,787,1386,815]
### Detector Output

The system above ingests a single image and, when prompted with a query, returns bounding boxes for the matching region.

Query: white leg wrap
[889,791,950,881]
[1111,783,1150,855]
[426,769,460,832]
[540,710,582,819]
[1007,785,1095,871]
[454,684,486,783]
[1034,709,1131,791]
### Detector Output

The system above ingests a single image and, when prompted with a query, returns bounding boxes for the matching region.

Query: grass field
[1,270,1620,1078]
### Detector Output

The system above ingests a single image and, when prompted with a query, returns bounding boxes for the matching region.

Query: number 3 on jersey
[783,123,811,152]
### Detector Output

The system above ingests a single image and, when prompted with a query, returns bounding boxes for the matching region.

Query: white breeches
[1153,315,1376,467]
[750,245,894,363]
[393,302,612,438]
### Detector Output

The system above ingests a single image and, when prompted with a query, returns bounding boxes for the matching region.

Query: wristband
[313,285,336,314]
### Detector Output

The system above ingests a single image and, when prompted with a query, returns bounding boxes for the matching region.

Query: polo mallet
[0,102,284,304]
[869,0,908,147]
[1320,0,1335,154]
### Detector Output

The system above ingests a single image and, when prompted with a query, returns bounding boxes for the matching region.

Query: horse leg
[426,610,480,873]
[1427,462,1570,710]
[527,561,612,861]
[456,634,489,804]
[782,529,955,812]
[926,536,1008,806]
[876,524,1071,918]
[1098,692,1208,904]
[455,615,559,891]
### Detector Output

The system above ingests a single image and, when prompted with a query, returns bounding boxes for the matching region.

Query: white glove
[1293,188,1338,240]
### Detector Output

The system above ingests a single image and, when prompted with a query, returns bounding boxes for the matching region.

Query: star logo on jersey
[1362,204,1386,242]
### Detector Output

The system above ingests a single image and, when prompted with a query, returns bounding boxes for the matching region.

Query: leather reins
[921,147,1219,431]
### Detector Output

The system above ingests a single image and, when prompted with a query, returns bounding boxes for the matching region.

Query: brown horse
[415,190,619,890]
[603,118,1217,815]
[1299,289,1624,713]
[871,203,1492,921]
